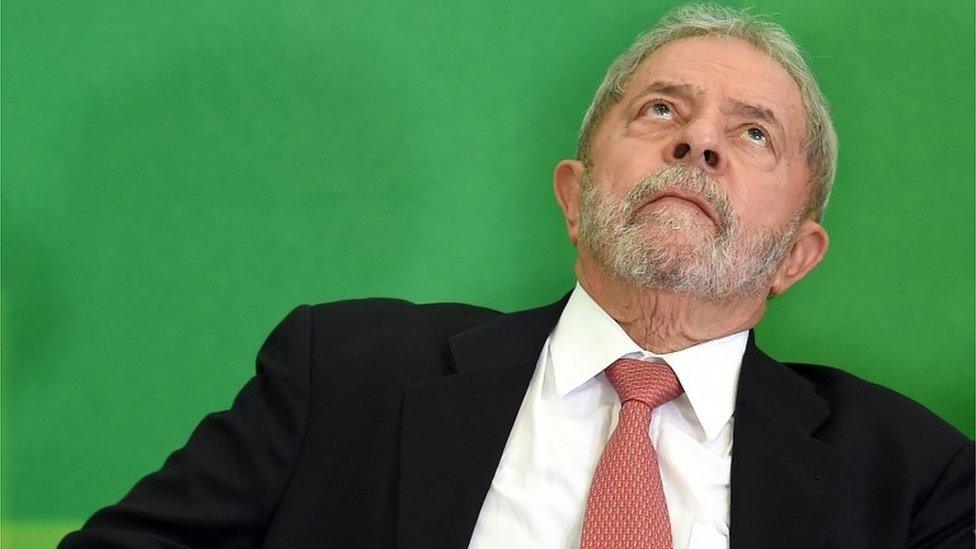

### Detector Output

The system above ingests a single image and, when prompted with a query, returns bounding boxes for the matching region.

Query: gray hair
[576,3,838,222]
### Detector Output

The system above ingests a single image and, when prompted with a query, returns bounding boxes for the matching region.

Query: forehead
[626,35,806,140]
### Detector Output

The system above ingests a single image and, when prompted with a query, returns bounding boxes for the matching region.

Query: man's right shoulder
[305,297,502,342]
[264,298,504,386]
[269,298,501,336]
[314,297,499,329]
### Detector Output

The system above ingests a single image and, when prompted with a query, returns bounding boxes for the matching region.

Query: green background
[3,0,974,545]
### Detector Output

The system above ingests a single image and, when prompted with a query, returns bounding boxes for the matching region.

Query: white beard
[577,165,800,301]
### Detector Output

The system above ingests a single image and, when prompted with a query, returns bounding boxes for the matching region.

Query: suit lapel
[398,300,846,548]
[729,332,844,548]
[397,294,569,549]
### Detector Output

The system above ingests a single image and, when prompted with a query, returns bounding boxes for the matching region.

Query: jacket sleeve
[59,305,313,549]
[908,440,975,548]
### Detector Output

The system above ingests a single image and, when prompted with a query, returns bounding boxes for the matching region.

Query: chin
[640,225,712,254]
[637,210,714,238]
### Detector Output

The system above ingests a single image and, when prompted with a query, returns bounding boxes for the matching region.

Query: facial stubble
[577,165,801,301]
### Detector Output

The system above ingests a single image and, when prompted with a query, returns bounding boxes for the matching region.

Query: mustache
[623,165,736,232]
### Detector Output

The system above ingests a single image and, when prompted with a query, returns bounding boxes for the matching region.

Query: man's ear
[553,159,585,246]
[769,219,829,296]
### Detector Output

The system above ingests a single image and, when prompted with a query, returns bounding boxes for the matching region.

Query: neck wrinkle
[575,258,765,353]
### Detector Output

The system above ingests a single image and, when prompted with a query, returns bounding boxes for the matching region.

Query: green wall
[3,0,973,544]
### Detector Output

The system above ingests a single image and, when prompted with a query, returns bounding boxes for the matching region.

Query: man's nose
[667,119,723,171]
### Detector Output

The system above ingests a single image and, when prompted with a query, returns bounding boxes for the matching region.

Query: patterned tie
[580,357,684,549]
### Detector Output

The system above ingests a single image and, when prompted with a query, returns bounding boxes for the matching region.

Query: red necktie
[580,358,684,549]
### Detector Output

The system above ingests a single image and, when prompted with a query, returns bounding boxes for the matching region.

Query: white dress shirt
[467,283,747,549]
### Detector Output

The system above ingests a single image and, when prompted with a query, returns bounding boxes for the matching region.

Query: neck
[575,258,766,353]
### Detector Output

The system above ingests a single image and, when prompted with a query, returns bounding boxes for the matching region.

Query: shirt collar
[549,282,747,441]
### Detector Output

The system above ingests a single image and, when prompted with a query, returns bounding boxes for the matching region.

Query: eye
[644,101,674,120]
[744,126,769,145]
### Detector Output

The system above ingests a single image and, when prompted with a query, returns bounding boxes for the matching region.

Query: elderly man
[61,4,973,548]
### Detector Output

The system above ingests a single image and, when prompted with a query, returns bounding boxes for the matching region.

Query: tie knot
[605,358,683,409]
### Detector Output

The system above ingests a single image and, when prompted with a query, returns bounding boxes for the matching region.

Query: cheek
[735,151,810,217]
[730,140,778,173]
[779,159,814,214]
[728,174,804,227]
[590,115,672,186]
[592,143,667,196]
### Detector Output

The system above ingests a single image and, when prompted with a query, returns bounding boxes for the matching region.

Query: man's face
[572,35,816,299]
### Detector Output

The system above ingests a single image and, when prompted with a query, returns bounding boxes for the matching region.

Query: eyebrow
[631,81,705,103]
[725,99,785,137]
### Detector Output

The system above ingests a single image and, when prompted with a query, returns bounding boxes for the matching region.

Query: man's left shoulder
[785,362,971,455]
[783,363,974,545]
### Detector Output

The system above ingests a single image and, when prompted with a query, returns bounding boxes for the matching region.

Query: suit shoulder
[300,298,500,363]
[293,298,500,388]
[308,296,499,317]
[785,362,970,450]
[265,299,500,359]
[307,297,499,333]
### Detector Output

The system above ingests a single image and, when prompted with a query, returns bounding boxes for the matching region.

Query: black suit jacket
[61,295,975,548]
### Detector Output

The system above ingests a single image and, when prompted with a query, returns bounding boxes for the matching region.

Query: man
[61,4,973,548]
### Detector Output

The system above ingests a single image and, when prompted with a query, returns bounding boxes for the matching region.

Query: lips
[642,190,719,226]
